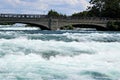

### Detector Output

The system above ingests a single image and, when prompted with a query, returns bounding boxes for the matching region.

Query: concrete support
[48,18,52,30]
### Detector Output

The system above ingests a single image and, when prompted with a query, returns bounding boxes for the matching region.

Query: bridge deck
[0,13,119,30]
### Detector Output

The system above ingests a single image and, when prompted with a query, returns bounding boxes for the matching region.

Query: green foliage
[71,0,120,18]
[60,25,74,30]
[67,25,74,30]
[102,0,120,18]
[48,10,59,18]
[107,21,120,30]
[71,11,89,18]
[47,10,67,18]
[88,0,120,18]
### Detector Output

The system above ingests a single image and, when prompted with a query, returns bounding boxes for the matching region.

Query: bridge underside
[0,22,50,30]
[18,22,50,30]
[72,24,108,31]
[0,22,108,31]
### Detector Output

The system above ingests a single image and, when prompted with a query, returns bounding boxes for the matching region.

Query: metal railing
[0,13,46,18]
[0,13,119,22]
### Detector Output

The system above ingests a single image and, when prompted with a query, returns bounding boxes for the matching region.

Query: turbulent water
[0,25,120,80]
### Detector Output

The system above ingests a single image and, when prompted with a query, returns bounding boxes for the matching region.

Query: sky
[0,0,90,15]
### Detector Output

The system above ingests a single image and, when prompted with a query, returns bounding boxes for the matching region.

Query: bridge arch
[16,22,50,30]
[71,24,108,31]
[0,21,50,30]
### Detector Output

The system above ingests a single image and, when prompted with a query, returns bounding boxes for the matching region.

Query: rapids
[0,25,120,80]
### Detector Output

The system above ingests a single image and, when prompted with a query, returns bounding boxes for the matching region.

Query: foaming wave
[17,32,120,42]
[0,31,120,42]
[0,38,97,58]
[0,30,120,80]
[0,51,120,80]
[0,25,39,30]
[0,37,120,60]
[63,32,120,42]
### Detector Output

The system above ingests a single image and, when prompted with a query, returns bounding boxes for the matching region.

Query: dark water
[0,26,120,80]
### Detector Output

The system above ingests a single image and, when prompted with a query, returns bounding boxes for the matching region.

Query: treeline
[71,0,120,19]
[47,0,120,19]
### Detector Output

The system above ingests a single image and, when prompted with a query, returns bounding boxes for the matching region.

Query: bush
[60,25,74,30]
[107,21,120,30]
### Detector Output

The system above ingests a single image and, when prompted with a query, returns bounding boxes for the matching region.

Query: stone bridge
[0,13,111,30]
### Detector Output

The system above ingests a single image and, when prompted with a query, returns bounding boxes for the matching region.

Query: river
[0,25,120,80]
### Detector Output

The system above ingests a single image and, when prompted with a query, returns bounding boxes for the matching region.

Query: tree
[107,21,120,30]
[88,0,104,17]
[47,10,67,18]
[88,0,120,18]
[47,10,59,18]
[71,11,89,18]
[103,0,120,18]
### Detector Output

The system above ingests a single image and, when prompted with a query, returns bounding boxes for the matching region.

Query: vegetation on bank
[107,21,120,31]
[25,24,34,27]
[60,25,74,30]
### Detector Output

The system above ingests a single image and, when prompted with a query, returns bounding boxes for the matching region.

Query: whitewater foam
[0,51,120,80]
[0,29,120,80]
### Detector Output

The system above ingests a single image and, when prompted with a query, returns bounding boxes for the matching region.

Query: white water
[0,25,39,30]
[0,26,120,80]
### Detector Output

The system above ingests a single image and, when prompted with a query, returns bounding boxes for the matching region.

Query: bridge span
[0,13,111,30]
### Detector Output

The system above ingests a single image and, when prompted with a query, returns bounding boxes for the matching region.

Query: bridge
[0,13,113,30]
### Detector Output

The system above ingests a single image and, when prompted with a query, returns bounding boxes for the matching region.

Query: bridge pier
[48,18,52,30]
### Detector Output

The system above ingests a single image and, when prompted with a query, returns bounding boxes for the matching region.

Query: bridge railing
[0,14,46,18]
[0,13,119,22]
